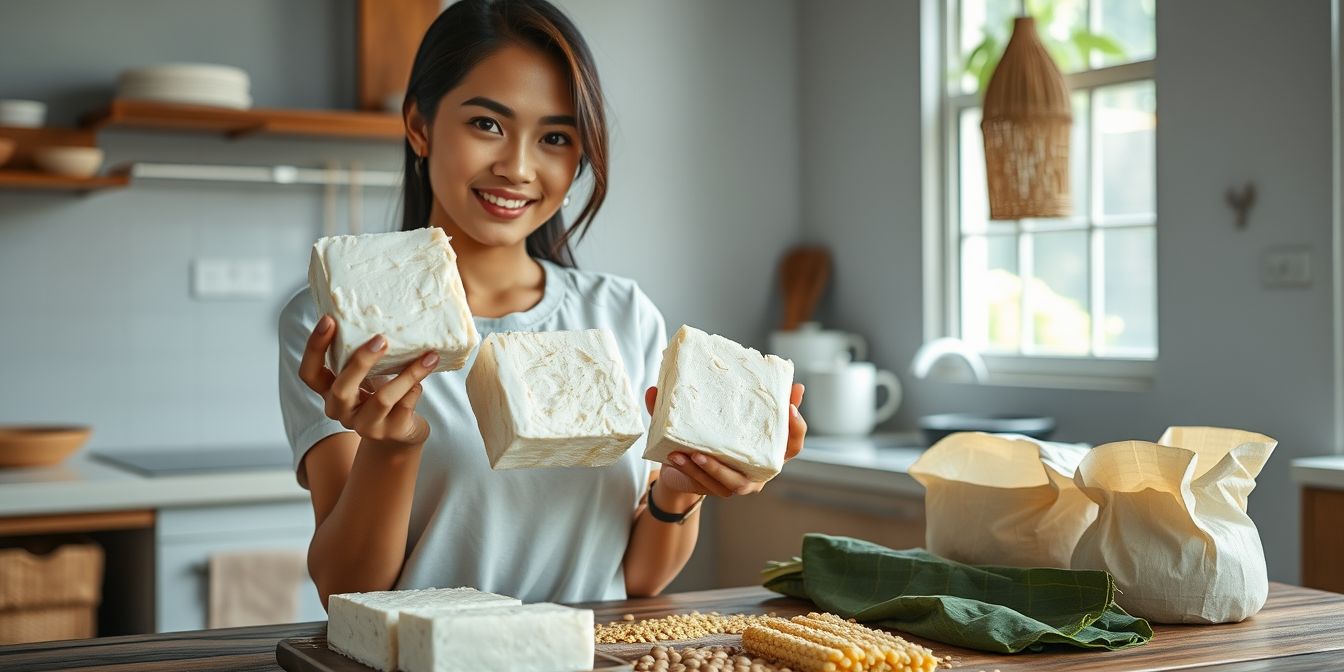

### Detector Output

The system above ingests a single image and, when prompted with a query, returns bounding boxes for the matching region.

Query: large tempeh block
[308,228,479,376]
[466,329,644,469]
[399,603,595,672]
[644,325,794,482]
[325,586,519,672]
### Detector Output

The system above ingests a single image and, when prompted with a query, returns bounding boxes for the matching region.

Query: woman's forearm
[622,482,704,597]
[308,438,423,606]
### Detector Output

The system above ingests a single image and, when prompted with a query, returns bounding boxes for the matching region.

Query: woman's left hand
[645,384,806,498]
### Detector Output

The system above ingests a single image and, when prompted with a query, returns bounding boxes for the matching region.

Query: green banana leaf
[762,534,1153,654]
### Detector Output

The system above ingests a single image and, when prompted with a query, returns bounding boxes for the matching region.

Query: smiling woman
[276,0,809,611]
[399,0,608,268]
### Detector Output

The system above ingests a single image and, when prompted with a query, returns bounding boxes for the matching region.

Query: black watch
[646,479,704,524]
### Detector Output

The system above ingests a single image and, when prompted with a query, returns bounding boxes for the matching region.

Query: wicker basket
[0,539,104,644]
[981,16,1073,220]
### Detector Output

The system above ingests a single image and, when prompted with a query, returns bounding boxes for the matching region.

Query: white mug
[798,361,901,437]
[769,322,867,370]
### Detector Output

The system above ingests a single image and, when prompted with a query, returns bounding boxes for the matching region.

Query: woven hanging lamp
[981,15,1073,220]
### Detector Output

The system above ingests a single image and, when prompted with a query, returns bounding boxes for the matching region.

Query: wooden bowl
[0,137,14,168]
[0,426,91,468]
[32,147,104,178]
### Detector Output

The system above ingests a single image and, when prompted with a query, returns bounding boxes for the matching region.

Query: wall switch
[192,258,273,299]
[1261,247,1312,289]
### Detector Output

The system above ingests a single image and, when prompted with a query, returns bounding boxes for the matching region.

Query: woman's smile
[472,187,538,220]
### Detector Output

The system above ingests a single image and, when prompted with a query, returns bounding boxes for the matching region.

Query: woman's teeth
[477,190,529,209]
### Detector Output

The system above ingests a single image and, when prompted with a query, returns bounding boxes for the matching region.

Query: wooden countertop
[2,583,1341,671]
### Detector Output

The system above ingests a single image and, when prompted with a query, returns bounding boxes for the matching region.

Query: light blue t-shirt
[277,258,665,603]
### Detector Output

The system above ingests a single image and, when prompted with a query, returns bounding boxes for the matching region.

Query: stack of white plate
[116,63,252,109]
[0,100,46,127]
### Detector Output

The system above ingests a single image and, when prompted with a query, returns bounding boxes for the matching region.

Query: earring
[414,154,426,177]
[563,192,571,208]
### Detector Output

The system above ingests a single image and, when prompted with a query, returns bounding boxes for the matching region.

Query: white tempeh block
[325,587,519,672]
[644,325,795,482]
[399,603,595,672]
[466,329,644,469]
[308,228,479,376]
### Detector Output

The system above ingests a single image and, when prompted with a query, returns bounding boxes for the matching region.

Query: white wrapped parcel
[399,602,595,672]
[466,329,644,469]
[308,227,479,376]
[908,431,1094,568]
[1070,426,1277,624]
[644,325,795,482]
[326,586,519,671]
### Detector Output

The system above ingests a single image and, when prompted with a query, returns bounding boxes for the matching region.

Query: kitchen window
[928,0,1157,390]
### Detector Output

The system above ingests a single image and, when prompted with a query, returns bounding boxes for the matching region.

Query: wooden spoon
[778,246,831,330]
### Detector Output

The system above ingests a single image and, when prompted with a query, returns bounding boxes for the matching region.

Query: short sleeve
[277,289,351,489]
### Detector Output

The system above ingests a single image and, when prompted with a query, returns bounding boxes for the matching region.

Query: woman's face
[413,43,583,249]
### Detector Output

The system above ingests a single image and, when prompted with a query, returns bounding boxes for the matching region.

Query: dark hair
[400,0,609,268]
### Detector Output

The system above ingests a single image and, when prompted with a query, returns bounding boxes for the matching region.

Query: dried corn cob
[800,612,939,672]
[743,619,850,671]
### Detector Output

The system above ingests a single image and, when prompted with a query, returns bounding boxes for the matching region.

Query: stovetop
[94,446,292,476]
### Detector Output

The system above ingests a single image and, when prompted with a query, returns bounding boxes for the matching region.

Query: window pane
[1027,231,1090,354]
[1099,227,1157,355]
[1098,81,1156,218]
[961,234,1020,352]
[959,107,989,233]
[956,0,1017,95]
[1096,0,1156,67]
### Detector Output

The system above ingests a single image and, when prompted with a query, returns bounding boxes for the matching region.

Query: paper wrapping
[1070,427,1277,624]
[909,432,1095,568]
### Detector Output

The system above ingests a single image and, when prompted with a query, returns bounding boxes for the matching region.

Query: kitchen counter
[0,452,305,518]
[782,432,925,496]
[1,583,1340,671]
[0,436,919,519]
[1291,454,1344,490]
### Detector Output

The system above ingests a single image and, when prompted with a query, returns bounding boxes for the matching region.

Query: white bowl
[0,99,46,127]
[33,147,104,178]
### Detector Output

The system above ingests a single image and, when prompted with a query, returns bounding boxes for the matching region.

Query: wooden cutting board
[275,628,633,671]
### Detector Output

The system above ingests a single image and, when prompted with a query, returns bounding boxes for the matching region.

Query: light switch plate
[192,258,273,299]
[1261,247,1311,289]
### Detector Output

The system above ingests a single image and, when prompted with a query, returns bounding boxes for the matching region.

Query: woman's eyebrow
[462,96,577,127]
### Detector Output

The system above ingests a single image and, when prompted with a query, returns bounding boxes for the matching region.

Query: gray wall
[799,0,1334,584]
[0,0,800,590]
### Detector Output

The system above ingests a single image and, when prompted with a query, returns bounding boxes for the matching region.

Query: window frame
[922,0,1158,392]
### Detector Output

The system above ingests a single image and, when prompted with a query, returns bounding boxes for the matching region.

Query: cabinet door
[715,480,926,587]
[156,501,323,632]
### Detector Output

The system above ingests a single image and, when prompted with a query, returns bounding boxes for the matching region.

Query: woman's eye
[542,132,572,146]
[469,117,502,135]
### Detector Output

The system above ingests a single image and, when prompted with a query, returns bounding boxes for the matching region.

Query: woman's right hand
[297,314,438,449]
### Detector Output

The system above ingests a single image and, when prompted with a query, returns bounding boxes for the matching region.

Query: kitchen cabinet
[156,500,323,633]
[1302,486,1344,593]
[714,478,926,587]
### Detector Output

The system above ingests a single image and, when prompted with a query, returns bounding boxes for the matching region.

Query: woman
[278,0,807,607]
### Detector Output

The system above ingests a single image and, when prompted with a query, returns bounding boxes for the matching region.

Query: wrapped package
[908,432,1094,568]
[644,325,794,482]
[309,228,478,376]
[465,329,644,469]
[1070,427,1277,624]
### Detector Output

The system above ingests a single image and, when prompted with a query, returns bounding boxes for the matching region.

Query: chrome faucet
[910,337,989,383]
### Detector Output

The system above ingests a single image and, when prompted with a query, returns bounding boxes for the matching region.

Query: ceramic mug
[769,322,867,370]
[799,361,901,437]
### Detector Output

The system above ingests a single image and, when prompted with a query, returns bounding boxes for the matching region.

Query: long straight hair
[400,0,609,268]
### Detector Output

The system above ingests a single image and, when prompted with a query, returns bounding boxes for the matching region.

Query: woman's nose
[492,139,536,185]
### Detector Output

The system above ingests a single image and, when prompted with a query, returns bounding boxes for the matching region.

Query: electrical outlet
[1260,247,1312,289]
[192,258,273,299]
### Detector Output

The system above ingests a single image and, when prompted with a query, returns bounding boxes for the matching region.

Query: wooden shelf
[81,99,404,141]
[0,169,129,192]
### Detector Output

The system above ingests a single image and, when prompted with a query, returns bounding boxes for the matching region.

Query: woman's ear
[404,99,431,157]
